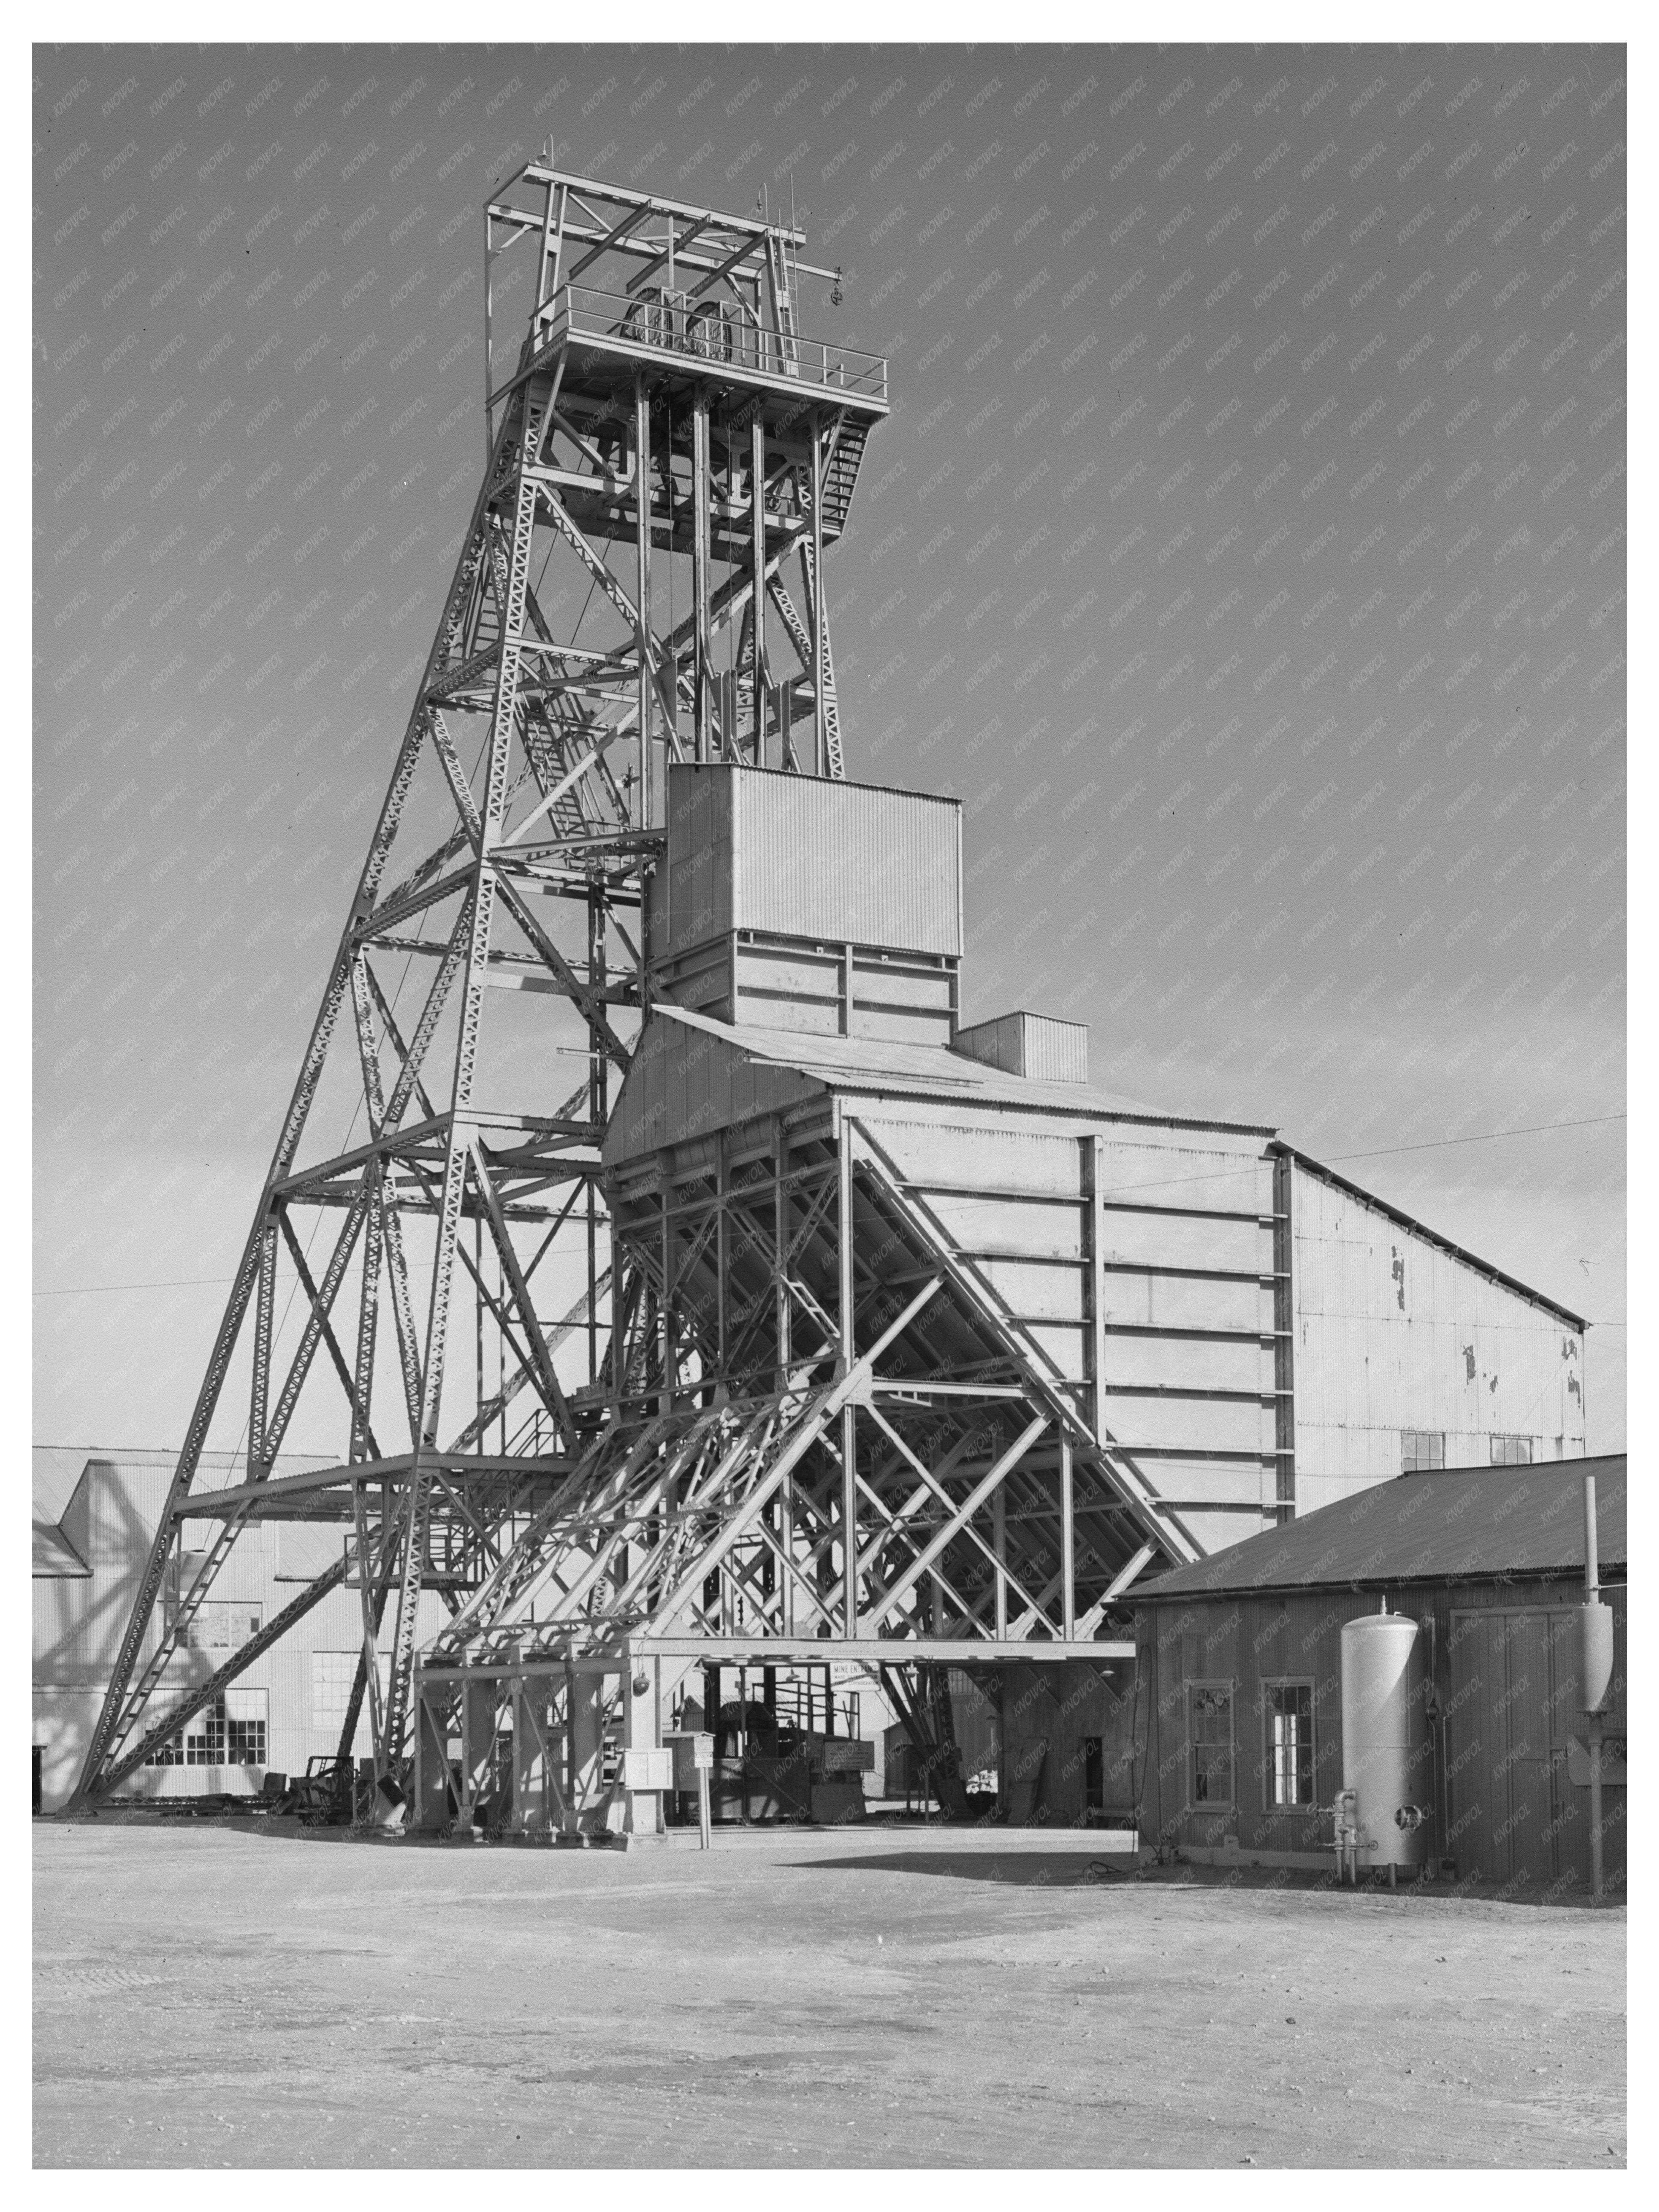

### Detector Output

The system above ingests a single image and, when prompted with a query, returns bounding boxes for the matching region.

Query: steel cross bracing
[71,161,882,1811]
[407,1109,1195,1837]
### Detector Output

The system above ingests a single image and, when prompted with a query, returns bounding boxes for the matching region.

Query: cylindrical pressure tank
[1339,1610,1429,1872]
[1577,1602,1615,1713]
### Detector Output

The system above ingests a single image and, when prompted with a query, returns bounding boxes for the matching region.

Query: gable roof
[1141,1454,1626,1598]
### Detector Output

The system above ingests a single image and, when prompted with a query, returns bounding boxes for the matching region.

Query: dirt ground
[34,1817,1625,2168]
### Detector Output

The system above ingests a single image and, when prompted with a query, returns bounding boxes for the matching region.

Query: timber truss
[72,159,879,1810]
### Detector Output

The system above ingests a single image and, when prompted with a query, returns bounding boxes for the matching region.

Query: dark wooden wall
[1129,1575,1627,1896]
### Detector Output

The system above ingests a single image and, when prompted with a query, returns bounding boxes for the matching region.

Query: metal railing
[549,284,887,402]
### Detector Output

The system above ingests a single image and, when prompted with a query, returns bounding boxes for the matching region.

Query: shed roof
[1141,1455,1626,1598]
[651,1003,1274,1135]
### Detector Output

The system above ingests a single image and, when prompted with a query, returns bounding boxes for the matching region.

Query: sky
[33,41,1626,1453]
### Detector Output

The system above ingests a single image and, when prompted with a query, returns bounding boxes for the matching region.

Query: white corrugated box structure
[31,1448,449,1811]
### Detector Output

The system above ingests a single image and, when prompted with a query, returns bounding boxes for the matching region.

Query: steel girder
[70,164,878,1811]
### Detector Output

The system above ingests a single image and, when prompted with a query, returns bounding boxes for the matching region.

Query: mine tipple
[70,158,1585,1846]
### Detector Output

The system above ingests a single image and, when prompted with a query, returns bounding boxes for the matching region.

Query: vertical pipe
[810,413,826,776]
[692,396,711,762]
[634,378,652,830]
[1585,1469,1603,1904]
[1059,1435,1075,1641]
[751,415,767,761]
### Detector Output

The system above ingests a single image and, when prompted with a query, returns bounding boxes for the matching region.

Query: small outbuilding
[1132,1454,1626,1899]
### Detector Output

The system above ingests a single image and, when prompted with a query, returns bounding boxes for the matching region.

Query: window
[1264,1682,1315,1808]
[166,1599,262,1652]
[144,1689,266,1767]
[1401,1429,1444,1473]
[311,1650,389,1744]
[1190,1684,1234,1807]
[1490,1434,1533,1466]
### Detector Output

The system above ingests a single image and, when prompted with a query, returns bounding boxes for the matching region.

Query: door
[1447,1604,1619,1896]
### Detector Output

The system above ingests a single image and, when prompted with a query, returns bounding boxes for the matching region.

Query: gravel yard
[33,1817,1626,2168]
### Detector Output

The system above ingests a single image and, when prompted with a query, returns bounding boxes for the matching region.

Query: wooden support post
[634,378,652,830]
[692,395,711,762]
[751,415,767,761]
[1059,1434,1075,1642]
[811,412,826,777]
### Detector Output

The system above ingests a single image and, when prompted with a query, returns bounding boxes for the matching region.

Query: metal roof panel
[1141,1454,1626,1597]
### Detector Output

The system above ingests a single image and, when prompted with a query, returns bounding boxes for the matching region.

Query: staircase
[818,416,869,541]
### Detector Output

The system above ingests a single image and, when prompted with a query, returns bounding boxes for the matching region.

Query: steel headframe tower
[72,153,880,1809]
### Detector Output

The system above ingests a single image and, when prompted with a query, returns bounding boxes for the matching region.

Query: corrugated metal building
[615,762,1587,1561]
[31,1448,449,1811]
[1131,1455,1627,1897]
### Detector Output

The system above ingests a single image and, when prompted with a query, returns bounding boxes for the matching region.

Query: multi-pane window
[1264,1681,1315,1808]
[166,1599,263,1651]
[1190,1684,1234,1806]
[1490,1433,1534,1466]
[1401,1429,1445,1473]
[311,1651,389,1745]
[144,1689,266,1766]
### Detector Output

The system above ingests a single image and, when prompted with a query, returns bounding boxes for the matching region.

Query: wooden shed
[1131,1455,1626,1899]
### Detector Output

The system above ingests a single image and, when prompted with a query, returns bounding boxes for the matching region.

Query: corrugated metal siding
[733,769,961,955]
[663,764,733,956]
[603,1016,825,1169]
[30,1452,449,1807]
[856,1104,1281,1550]
[660,765,962,961]
[956,1011,1088,1083]
[1291,1161,1588,1511]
